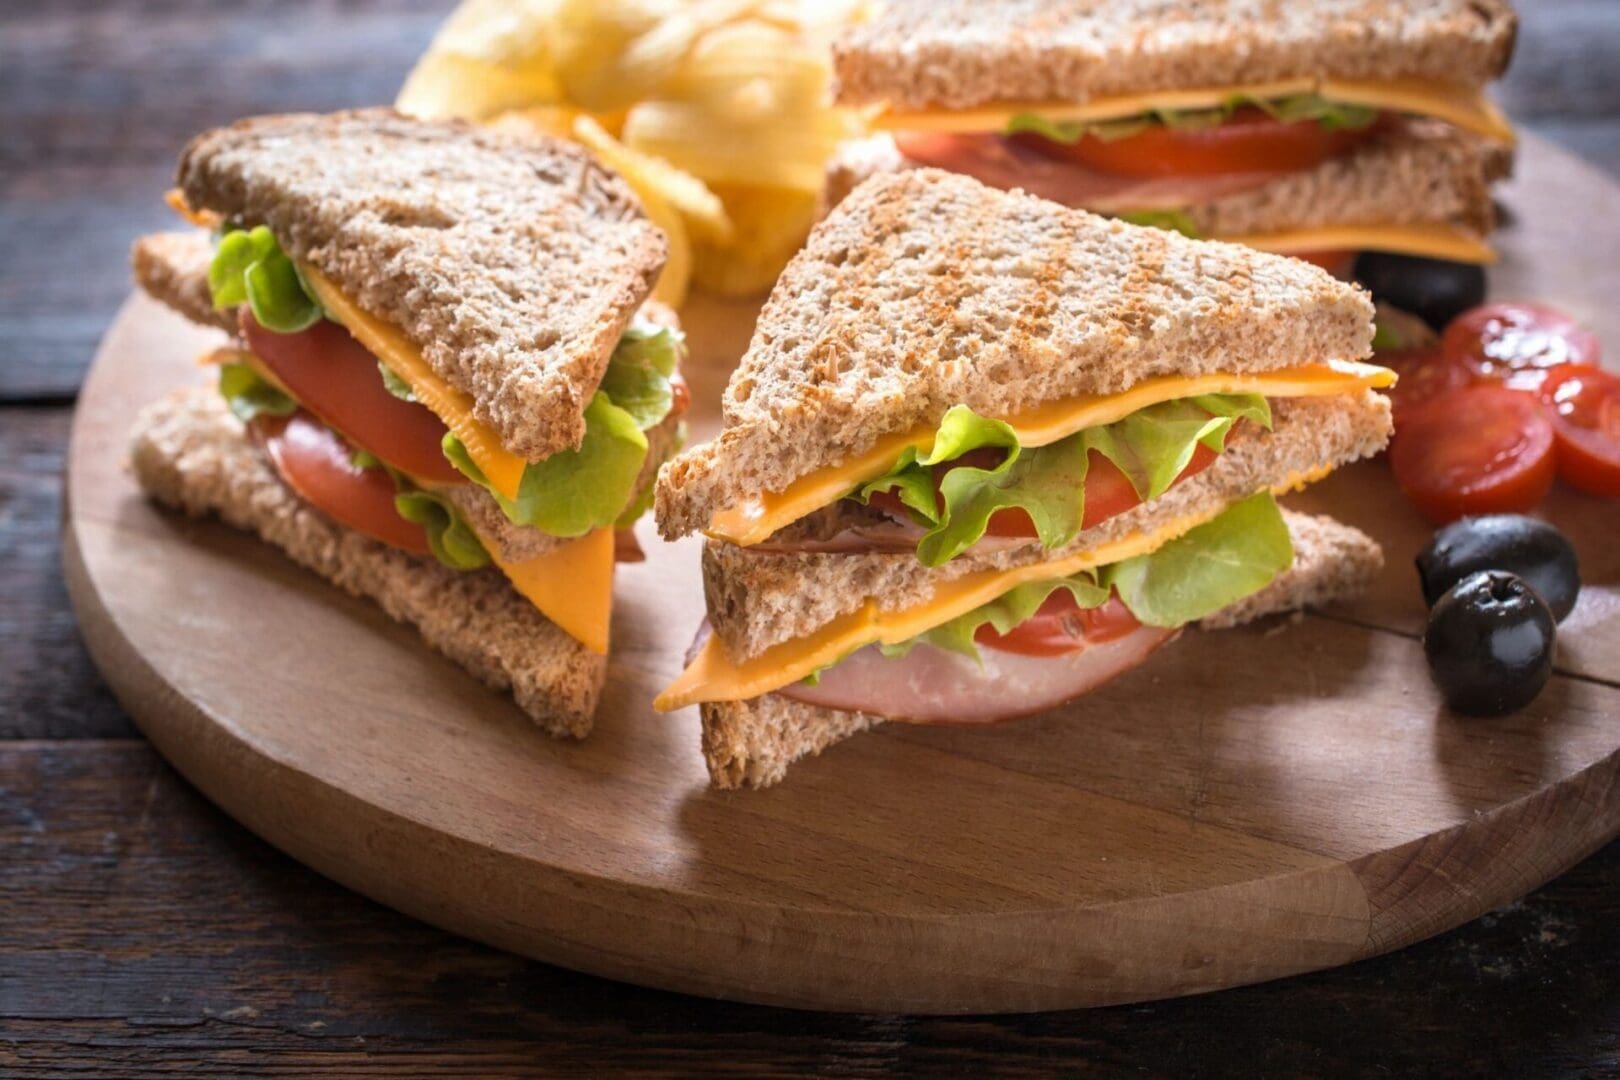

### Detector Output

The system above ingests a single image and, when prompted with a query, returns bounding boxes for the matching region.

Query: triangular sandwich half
[130,109,689,737]
[826,0,1516,268]
[654,169,1393,786]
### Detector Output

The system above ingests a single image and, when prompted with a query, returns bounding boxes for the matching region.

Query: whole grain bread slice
[825,117,1513,238]
[130,386,605,737]
[131,229,684,563]
[176,108,666,463]
[699,508,1384,789]
[701,390,1391,662]
[833,0,1517,111]
[656,169,1374,539]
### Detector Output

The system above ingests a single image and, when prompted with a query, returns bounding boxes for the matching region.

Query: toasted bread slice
[129,387,605,738]
[699,509,1384,789]
[700,391,1391,663]
[175,108,666,463]
[656,169,1374,540]
[131,229,683,564]
[826,118,1514,239]
[833,0,1517,111]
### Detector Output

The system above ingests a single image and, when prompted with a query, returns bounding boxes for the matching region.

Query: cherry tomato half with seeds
[1441,302,1600,383]
[1538,363,1620,497]
[1389,384,1557,525]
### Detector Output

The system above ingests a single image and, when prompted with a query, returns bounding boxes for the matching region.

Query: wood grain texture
[4,739,1618,1076]
[58,135,1620,1012]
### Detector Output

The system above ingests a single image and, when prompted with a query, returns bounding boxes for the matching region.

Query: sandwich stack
[827,0,1517,270]
[129,109,687,737]
[654,170,1395,788]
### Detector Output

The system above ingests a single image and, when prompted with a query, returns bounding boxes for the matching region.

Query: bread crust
[129,387,605,738]
[833,0,1518,110]
[175,108,666,463]
[656,169,1375,539]
[825,118,1513,238]
[700,390,1391,662]
[699,509,1384,789]
[132,232,238,335]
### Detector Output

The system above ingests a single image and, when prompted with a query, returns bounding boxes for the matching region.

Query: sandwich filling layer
[658,490,1297,711]
[707,360,1393,545]
[195,219,686,654]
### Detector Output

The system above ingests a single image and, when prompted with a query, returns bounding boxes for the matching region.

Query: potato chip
[572,117,734,244]
[691,183,817,298]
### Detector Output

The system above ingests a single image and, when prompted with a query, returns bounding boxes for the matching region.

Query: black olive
[1424,571,1555,717]
[1353,252,1487,331]
[1416,514,1581,621]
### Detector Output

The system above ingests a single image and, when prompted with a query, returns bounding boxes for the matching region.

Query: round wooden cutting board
[64,134,1620,1014]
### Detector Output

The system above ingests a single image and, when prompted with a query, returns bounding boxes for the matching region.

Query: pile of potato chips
[397,0,867,304]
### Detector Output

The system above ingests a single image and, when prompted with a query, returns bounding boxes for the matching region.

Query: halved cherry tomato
[669,371,691,419]
[975,591,1142,656]
[239,312,463,485]
[1022,108,1382,178]
[1292,250,1357,277]
[1538,364,1620,496]
[867,442,1221,539]
[249,411,431,555]
[1383,346,1477,427]
[1441,302,1601,389]
[1389,385,1557,524]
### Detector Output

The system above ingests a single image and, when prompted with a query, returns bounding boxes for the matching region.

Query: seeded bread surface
[698,509,1383,789]
[825,118,1513,237]
[656,169,1375,539]
[176,108,666,463]
[129,387,605,737]
[833,0,1517,110]
[701,390,1391,662]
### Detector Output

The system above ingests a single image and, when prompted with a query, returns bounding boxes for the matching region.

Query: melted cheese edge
[1227,224,1495,264]
[659,462,1340,710]
[706,360,1394,546]
[870,77,1516,144]
[299,266,528,503]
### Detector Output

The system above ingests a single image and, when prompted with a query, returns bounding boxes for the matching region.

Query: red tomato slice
[1384,346,1477,428]
[1021,108,1381,178]
[240,312,463,486]
[1441,302,1601,387]
[249,411,432,555]
[1539,364,1620,496]
[1388,385,1557,524]
[975,592,1142,656]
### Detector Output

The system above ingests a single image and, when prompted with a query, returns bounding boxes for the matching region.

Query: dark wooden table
[4,2,1619,1074]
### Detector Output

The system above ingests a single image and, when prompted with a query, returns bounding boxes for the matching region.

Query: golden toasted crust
[656,169,1375,539]
[131,232,238,334]
[833,0,1517,110]
[176,108,666,463]
[825,118,1514,237]
[701,391,1392,663]
[129,386,605,738]
[698,509,1383,789]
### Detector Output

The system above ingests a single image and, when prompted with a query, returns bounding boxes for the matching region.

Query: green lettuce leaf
[207,225,324,333]
[343,448,489,571]
[444,391,648,538]
[852,394,1270,567]
[393,489,491,570]
[599,323,683,430]
[1102,491,1293,627]
[378,362,417,402]
[882,575,1113,661]
[1006,92,1378,146]
[1117,209,1202,238]
[217,362,296,423]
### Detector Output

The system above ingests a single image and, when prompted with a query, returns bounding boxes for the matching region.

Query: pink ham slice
[776,626,1178,725]
[892,132,1286,213]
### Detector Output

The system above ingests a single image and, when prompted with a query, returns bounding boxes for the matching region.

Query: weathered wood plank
[0,739,1616,1075]
[0,408,132,738]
